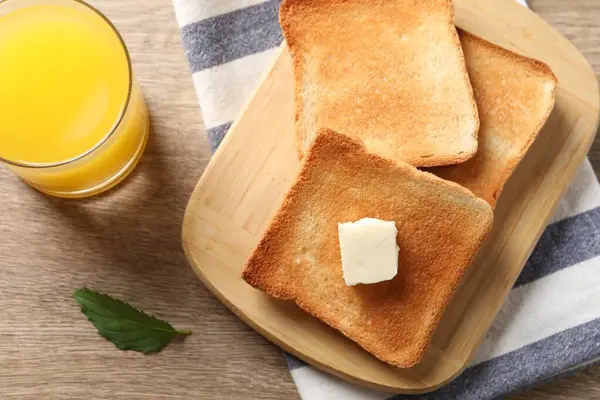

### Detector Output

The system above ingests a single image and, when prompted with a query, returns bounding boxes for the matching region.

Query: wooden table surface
[0,0,598,399]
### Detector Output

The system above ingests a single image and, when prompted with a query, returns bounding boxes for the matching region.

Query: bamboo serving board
[182,0,599,393]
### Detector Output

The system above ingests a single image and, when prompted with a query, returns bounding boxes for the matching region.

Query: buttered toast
[242,130,494,368]
[280,0,480,167]
[431,31,558,207]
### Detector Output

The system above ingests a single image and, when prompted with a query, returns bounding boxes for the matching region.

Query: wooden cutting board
[182,0,599,393]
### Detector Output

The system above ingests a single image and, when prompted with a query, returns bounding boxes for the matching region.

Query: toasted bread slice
[431,31,558,207]
[280,0,480,167]
[242,129,494,368]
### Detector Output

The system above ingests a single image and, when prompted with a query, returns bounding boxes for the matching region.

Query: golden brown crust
[242,129,494,368]
[430,30,558,207]
[279,0,480,167]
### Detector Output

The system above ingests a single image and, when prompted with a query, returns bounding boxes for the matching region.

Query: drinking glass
[0,0,149,198]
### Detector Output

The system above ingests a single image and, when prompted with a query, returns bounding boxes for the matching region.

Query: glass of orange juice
[0,0,149,198]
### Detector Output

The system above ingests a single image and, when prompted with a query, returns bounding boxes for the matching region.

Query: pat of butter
[337,218,399,286]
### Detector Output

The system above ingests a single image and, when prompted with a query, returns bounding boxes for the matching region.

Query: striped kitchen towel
[172,0,600,398]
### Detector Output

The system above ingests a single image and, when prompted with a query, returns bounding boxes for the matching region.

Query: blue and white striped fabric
[172,0,600,398]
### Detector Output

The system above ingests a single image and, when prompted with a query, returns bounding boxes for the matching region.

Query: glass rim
[0,0,133,169]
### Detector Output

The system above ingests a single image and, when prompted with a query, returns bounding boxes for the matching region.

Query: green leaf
[73,288,191,354]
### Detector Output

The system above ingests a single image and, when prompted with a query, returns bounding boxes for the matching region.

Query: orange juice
[0,0,148,197]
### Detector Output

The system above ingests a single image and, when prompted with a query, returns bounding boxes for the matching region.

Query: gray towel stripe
[516,206,600,287]
[181,0,282,73]
[388,317,600,400]
[207,122,232,153]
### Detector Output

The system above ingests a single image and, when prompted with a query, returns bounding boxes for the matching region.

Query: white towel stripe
[290,367,389,400]
[473,254,600,365]
[192,47,280,129]
[173,0,268,27]
[550,158,600,223]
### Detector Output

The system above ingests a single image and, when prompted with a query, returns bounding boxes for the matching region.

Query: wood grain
[0,0,598,399]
